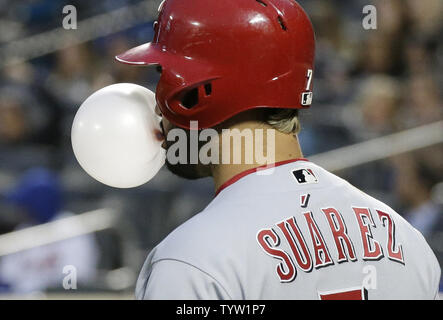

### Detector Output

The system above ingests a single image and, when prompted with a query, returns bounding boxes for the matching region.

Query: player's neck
[211,123,304,194]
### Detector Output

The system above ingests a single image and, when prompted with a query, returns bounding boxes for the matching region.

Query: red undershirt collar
[214,158,309,197]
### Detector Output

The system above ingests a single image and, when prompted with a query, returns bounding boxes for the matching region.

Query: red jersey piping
[214,158,309,197]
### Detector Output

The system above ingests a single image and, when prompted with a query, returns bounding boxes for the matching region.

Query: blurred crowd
[0,0,441,295]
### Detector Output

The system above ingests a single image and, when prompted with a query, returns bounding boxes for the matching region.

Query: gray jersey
[136,159,441,299]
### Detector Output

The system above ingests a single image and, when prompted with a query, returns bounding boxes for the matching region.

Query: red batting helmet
[116,0,315,129]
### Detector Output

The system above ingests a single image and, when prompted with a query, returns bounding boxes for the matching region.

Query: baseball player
[116,0,441,299]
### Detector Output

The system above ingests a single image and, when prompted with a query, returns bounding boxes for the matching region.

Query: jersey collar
[215,158,309,197]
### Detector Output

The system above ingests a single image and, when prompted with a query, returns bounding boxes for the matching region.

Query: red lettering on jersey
[376,210,404,264]
[256,228,296,282]
[322,208,357,263]
[303,211,333,268]
[353,207,384,260]
[277,217,313,272]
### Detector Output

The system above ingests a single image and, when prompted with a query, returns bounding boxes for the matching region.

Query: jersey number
[301,69,313,106]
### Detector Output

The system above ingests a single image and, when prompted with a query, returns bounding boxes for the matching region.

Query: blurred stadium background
[0,0,441,299]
